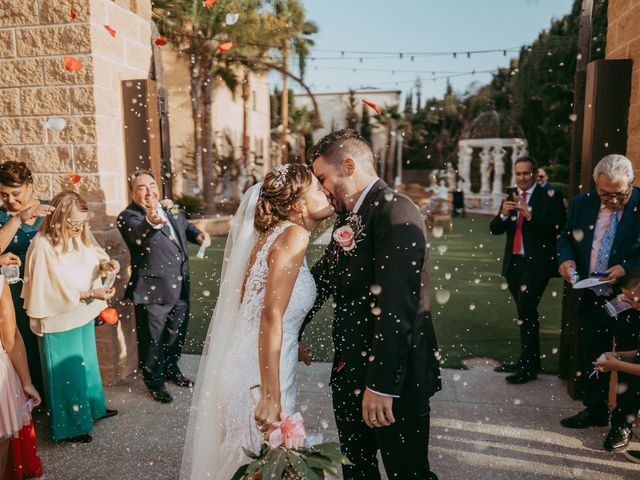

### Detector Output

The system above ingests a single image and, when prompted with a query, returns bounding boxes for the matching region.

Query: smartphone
[103,271,117,289]
[505,186,518,217]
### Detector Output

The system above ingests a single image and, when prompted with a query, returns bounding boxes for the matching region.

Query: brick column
[0,0,154,384]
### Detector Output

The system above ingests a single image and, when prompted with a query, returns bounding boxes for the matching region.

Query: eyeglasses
[65,219,89,228]
[598,189,630,201]
[514,172,534,177]
[537,175,546,180]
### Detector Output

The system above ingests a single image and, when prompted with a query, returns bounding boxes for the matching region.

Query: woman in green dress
[0,161,54,398]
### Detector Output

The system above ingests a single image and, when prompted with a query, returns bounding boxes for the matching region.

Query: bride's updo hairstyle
[255,164,313,233]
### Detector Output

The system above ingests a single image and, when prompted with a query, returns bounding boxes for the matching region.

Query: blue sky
[281,0,575,98]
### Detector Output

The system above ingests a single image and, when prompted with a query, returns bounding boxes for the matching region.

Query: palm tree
[268,0,318,163]
[374,105,405,184]
[152,0,262,214]
[288,106,314,162]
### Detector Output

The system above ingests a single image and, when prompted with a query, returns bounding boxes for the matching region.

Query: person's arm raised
[0,279,41,406]
[254,225,309,437]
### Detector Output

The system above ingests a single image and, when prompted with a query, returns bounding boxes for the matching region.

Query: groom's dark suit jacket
[302,179,441,413]
[117,201,202,305]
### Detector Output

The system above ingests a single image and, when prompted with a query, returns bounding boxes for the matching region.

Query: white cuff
[146,217,163,230]
[366,387,399,398]
[500,214,508,221]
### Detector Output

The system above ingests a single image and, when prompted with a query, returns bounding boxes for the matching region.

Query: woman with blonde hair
[21,190,120,443]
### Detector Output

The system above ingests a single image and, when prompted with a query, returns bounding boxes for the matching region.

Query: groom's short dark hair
[307,129,376,174]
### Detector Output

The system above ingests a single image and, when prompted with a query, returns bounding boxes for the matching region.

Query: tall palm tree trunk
[280,43,290,164]
[384,127,394,184]
[201,60,217,214]
[240,68,250,190]
[190,56,203,194]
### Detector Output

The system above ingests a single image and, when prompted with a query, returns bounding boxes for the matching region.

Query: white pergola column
[457,142,472,194]
[492,146,506,194]
[479,146,492,194]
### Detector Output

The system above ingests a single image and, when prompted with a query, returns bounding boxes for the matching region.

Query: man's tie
[512,191,527,255]
[593,210,619,296]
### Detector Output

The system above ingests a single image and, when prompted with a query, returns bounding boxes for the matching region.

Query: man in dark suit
[536,167,555,190]
[117,171,207,403]
[490,156,566,384]
[557,154,640,451]
[301,129,441,480]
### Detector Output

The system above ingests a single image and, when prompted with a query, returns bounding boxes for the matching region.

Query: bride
[180,164,333,479]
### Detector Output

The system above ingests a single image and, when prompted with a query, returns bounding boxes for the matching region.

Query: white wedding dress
[180,184,317,480]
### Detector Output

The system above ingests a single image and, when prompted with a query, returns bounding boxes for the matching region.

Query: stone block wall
[607,0,640,170]
[0,0,154,384]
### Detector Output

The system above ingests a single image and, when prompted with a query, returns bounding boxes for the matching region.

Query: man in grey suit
[118,171,208,403]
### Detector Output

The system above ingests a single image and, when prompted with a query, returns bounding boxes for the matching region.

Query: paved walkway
[33,357,638,479]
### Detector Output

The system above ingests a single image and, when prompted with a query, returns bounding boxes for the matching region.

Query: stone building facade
[0,0,155,383]
[607,0,640,170]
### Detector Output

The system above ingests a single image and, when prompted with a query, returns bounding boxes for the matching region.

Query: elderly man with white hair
[558,154,640,452]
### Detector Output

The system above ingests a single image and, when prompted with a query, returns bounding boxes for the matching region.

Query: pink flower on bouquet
[333,225,356,252]
[268,412,307,449]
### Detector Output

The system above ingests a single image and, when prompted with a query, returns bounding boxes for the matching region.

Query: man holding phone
[557,154,640,451]
[490,156,566,384]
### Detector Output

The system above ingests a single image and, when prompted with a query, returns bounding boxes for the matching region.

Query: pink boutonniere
[333,213,365,255]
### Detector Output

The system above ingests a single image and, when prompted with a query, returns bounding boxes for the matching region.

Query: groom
[301,129,442,479]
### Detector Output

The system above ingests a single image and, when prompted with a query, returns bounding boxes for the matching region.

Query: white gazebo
[455,111,528,214]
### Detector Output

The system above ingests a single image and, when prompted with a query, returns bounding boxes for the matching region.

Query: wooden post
[560,0,593,399]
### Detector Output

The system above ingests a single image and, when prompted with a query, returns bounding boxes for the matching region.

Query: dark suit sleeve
[557,197,579,265]
[366,196,424,396]
[298,247,334,341]
[489,202,508,235]
[117,209,159,246]
[185,218,202,244]
[527,191,566,235]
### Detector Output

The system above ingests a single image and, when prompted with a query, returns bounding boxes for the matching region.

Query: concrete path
[33,356,639,479]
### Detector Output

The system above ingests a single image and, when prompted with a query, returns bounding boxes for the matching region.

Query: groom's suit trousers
[332,372,435,480]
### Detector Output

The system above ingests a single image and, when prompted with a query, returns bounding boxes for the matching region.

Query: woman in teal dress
[0,161,54,398]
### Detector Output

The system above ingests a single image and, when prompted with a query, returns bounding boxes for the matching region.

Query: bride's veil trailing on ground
[180,183,262,479]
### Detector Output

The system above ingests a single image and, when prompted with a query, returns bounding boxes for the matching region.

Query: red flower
[154,37,167,46]
[205,0,217,8]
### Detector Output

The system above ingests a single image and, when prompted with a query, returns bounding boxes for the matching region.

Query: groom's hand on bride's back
[298,341,312,366]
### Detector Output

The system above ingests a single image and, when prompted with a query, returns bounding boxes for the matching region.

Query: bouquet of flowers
[231,413,351,480]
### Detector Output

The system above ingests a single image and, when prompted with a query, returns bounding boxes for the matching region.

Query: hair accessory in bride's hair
[272,164,290,189]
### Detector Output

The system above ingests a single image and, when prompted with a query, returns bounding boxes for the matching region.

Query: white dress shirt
[147,206,179,243]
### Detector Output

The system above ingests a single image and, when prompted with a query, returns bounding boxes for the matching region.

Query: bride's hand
[298,341,312,366]
[255,396,282,440]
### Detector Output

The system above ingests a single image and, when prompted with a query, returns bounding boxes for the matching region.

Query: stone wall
[607,0,640,171]
[0,0,154,384]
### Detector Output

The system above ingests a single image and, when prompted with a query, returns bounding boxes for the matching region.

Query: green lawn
[184,216,563,372]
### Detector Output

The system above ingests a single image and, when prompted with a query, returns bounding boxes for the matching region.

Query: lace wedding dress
[181,188,317,480]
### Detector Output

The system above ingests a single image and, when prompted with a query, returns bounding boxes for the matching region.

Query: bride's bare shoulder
[270,224,309,255]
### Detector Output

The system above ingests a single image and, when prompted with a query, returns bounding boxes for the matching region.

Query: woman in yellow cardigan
[22,190,119,443]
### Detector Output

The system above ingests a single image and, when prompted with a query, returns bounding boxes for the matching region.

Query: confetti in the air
[63,56,82,72]
[67,172,81,185]
[362,99,381,115]
[104,24,117,38]
[226,13,240,25]
[218,42,233,53]
[45,117,67,132]
[70,7,77,21]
